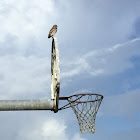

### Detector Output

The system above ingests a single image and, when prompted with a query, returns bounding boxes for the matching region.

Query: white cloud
[72,133,86,140]
[0,55,51,99]
[16,117,67,140]
[16,117,86,140]
[41,119,67,138]
[0,0,57,42]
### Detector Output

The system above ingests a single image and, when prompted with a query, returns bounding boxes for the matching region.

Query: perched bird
[48,25,57,38]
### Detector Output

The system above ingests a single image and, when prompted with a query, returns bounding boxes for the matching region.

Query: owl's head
[53,25,57,29]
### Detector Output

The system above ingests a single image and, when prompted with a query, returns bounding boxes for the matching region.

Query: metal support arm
[0,99,53,111]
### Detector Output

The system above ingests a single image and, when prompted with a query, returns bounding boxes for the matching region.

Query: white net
[67,94,103,133]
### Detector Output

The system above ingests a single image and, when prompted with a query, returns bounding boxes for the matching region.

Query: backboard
[51,37,60,113]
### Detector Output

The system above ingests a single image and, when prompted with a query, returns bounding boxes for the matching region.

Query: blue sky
[0,0,140,139]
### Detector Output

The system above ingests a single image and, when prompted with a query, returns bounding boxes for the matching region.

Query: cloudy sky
[0,0,140,139]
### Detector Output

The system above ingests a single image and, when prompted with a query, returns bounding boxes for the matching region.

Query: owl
[48,25,57,38]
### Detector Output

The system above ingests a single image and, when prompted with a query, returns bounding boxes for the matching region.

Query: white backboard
[51,37,60,113]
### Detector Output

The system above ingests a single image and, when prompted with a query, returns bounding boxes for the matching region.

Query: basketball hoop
[59,93,103,133]
[50,37,103,133]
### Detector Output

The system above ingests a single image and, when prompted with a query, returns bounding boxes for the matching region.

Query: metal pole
[0,99,53,111]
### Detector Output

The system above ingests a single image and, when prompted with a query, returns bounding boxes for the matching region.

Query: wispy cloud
[61,38,140,79]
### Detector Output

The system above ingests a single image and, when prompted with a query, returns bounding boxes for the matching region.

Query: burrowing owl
[48,25,57,38]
